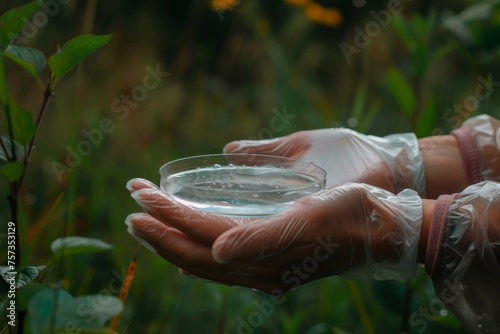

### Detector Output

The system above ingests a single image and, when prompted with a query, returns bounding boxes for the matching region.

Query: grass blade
[347,280,375,334]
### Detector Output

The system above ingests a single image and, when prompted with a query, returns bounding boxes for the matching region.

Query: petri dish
[159,154,327,217]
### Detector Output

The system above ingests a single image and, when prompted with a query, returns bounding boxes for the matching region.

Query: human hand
[126,178,422,293]
[224,128,425,196]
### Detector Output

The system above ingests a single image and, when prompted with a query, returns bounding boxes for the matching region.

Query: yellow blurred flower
[210,0,240,11]
[209,0,343,28]
[305,2,342,27]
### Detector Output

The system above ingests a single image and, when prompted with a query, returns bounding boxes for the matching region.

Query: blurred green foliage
[1,0,500,333]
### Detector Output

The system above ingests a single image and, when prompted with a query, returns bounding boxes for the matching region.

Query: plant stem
[0,58,16,161]
[9,76,54,270]
[401,285,413,332]
[26,82,53,161]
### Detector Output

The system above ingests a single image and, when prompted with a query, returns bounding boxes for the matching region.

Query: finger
[223,132,310,159]
[126,212,219,266]
[126,178,159,192]
[356,161,396,194]
[126,213,279,290]
[212,199,317,263]
[130,188,248,244]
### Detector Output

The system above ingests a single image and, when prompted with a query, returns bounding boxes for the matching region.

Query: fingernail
[223,141,260,153]
[127,226,158,254]
[125,213,162,234]
[223,139,281,154]
[212,239,232,264]
[223,142,243,153]
[124,213,136,227]
[130,188,159,206]
[126,178,158,192]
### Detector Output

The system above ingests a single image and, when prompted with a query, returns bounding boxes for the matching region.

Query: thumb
[223,132,309,159]
[212,202,312,263]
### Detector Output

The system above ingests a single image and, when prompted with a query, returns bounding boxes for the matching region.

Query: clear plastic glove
[126,178,422,293]
[224,128,426,196]
[426,181,500,333]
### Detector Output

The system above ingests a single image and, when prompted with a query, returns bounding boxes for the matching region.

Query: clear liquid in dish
[162,165,323,217]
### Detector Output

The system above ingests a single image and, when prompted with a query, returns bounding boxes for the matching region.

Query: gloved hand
[126,178,423,293]
[224,128,426,196]
[425,181,500,333]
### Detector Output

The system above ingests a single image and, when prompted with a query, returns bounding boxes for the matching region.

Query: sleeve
[425,181,500,333]
[452,114,500,184]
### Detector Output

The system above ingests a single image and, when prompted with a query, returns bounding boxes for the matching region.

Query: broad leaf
[51,236,113,256]
[5,45,46,86]
[0,2,40,52]
[0,266,17,287]
[387,66,416,117]
[5,102,36,146]
[17,266,46,289]
[0,136,25,161]
[29,288,122,334]
[0,161,23,182]
[0,265,45,290]
[16,282,46,311]
[48,34,112,87]
[28,288,73,334]
[60,295,123,325]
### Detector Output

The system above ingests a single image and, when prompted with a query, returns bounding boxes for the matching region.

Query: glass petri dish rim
[159,153,327,194]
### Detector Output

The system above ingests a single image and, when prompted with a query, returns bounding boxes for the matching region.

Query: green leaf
[357,102,380,133]
[0,2,40,52]
[351,80,367,123]
[17,282,46,311]
[60,295,123,325]
[5,45,46,86]
[0,266,16,287]
[392,18,417,50]
[413,43,429,79]
[416,96,438,138]
[48,34,112,87]
[5,102,36,146]
[51,236,113,257]
[28,288,123,334]
[28,288,73,334]
[387,66,416,117]
[0,161,23,181]
[17,266,46,289]
[0,136,25,161]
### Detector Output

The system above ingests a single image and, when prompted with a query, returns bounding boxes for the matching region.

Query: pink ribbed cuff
[451,127,482,185]
[425,194,457,280]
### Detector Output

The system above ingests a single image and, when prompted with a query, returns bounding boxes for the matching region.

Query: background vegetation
[2,0,500,333]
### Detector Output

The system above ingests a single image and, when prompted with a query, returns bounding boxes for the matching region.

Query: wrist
[418,199,436,263]
[418,135,468,199]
